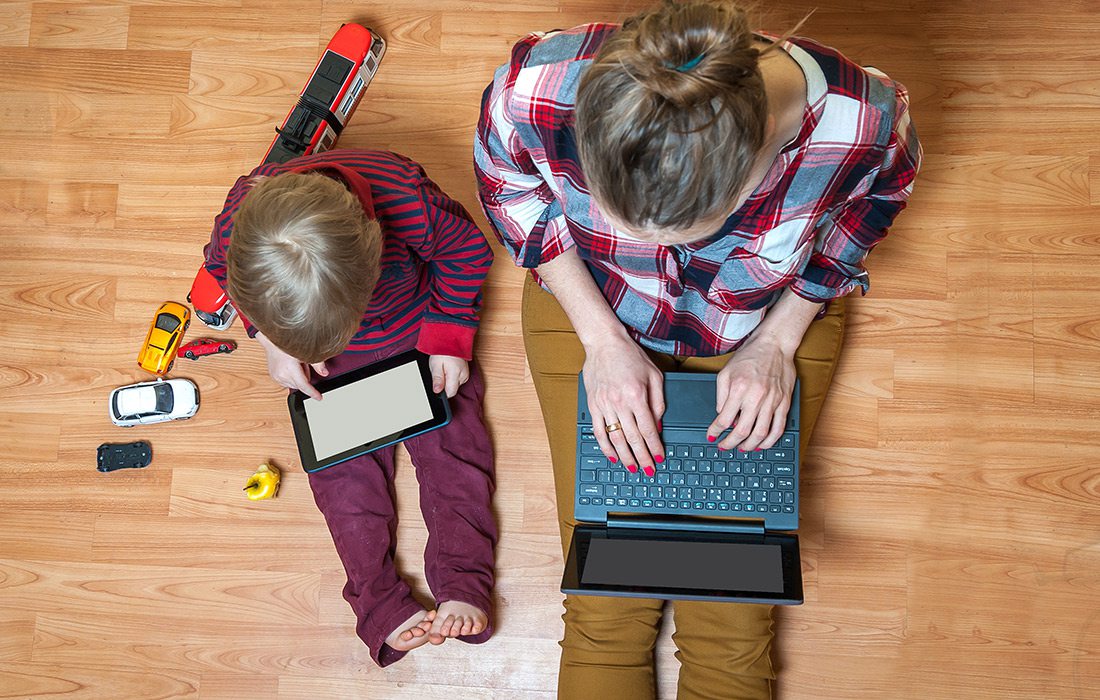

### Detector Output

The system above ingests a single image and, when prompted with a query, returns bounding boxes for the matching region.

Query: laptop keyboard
[577,429,798,515]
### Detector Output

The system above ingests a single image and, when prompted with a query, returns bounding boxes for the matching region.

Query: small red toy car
[188,264,238,331]
[178,338,237,360]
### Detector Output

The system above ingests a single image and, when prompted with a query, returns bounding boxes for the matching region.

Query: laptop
[561,372,804,605]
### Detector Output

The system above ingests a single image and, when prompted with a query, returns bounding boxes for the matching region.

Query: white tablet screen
[302,360,434,460]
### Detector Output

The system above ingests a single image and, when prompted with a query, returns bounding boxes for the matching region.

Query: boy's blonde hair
[226,171,382,363]
[576,0,779,236]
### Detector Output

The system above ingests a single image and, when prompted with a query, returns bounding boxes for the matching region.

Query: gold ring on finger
[605,422,622,433]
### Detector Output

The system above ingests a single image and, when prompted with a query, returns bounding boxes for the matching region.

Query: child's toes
[458,617,475,636]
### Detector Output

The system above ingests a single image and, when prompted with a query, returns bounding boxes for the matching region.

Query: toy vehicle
[261,23,386,165]
[188,264,238,331]
[138,301,190,376]
[179,337,237,360]
[109,378,199,427]
[97,441,152,472]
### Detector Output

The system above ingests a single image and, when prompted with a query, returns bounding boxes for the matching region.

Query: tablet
[562,524,803,605]
[287,350,451,473]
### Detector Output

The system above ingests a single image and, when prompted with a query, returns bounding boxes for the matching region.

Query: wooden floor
[1,0,1098,698]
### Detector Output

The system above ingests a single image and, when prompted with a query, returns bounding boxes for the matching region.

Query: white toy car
[109,378,199,427]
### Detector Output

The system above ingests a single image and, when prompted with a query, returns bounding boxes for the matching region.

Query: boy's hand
[428,355,469,398]
[255,332,327,400]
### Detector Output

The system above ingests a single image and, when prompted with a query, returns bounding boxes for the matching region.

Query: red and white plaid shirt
[475,24,921,356]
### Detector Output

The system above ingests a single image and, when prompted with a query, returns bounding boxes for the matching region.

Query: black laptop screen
[580,538,784,593]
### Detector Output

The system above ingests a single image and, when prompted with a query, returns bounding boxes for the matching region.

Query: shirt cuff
[415,319,477,360]
[790,264,870,303]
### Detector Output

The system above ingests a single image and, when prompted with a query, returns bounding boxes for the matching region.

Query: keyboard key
[766,449,793,462]
[684,460,697,472]
[707,488,722,501]
[687,474,700,486]
[625,471,641,484]
[598,470,611,483]
[768,492,782,504]
[580,443,603,455]
[784,492,795,504]
[667,501,678,509]
[580,470,596,482]
[713,461,726,473]
[716,475,730,488]
[783,505,795,513]
[657,472,671,485]
[679,487,693,499]
[732,503,743,511]
[746,476,761,489]
[706,447,720,459]
[612,471,625,484]
[762,477,776,489]
[778,478,794,489]
[698,460,711,472]
[636,486,648,498]
[642,499,653,507]
[705,502,717,510]
[580,485,601,496]
[730,476,745,488]
[753,490,768,503]
[605,485,618,497]
[583,457,606,469]
[738,490,752,502]
[629,499,640,507]
[744,464,756,475]
[579,497,590,505]
[780,435,796,449]
[666,445,676,458]
[729,463,742,474]
[616,498,628,507]
[621,486,633,498]
[723,488,738,501]
[692,488,706,500]
[701,474,714,487]
[773,465,794,476]
[680,501,691,510]
[692,447,706,459]
[718,502,730,511]
[669,459,683,471]
[580,431,595,441]
[745,504,756,512]
[676,445,691,458]
[769,505,781,513]
[672,473,686,486]
[692,502,704,510]
[758,463,772,475]
[655,500,666,508]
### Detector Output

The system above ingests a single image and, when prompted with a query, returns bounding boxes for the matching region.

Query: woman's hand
[707,335,796,452]
[255,331,327,400]
[584,336,665,477]
[429,355,470,398]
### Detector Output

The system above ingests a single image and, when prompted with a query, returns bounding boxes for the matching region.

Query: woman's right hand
[255,332,327,400]
[583,335,665,477]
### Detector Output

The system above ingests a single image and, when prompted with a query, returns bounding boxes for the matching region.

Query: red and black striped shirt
[204,150,492,360]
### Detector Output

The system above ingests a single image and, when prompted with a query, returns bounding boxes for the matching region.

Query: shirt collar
[285,161,377,218]
[775,37,827,154]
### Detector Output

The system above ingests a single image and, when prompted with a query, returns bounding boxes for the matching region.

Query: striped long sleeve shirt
[204,150,492,360]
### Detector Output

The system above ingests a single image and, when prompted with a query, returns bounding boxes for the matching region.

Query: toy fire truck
[190,23,386,329]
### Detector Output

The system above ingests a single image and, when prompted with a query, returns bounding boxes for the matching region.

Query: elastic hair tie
[665,53,705,72]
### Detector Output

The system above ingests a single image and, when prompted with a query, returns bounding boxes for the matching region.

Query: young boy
[202,149,496,667]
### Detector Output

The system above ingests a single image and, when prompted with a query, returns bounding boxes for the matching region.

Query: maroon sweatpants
[306,346,497,667]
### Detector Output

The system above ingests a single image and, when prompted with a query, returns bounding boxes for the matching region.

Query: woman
[474,1,920,697]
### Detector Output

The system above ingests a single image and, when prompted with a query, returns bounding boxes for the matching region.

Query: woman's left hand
[706,336,797,452]
[429,355,470,398]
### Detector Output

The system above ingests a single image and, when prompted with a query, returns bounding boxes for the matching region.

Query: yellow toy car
[138,301,190,376]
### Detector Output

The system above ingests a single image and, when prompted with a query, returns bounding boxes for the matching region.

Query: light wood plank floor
[1,1,1098,698]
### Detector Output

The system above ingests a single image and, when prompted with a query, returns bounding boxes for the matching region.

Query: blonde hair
[226,172,382,363]
[576,0,781,235]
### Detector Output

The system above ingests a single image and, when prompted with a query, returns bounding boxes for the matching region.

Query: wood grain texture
[1,1,1099,699]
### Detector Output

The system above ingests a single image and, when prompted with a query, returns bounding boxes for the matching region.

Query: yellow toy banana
[244,463,281,500]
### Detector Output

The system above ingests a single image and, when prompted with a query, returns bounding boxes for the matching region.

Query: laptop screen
[581,537,784,592]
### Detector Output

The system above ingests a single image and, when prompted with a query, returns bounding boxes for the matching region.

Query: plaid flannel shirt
[474,24,921,356]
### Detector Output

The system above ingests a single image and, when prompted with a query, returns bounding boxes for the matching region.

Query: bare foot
[385,608,437,652]
[428,601,487,645]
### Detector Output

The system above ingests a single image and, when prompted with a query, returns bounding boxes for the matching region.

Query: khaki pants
[521,276,846,700]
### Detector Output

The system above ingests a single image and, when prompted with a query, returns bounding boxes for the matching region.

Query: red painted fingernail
[626,464,637,473]
[707,435,716,443]
[609,456,618,464]
[643,466,655,477]
[654,454,664,464]
[657,421,663,431]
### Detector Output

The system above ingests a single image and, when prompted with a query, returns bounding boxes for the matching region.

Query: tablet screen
[302,360,433,461]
